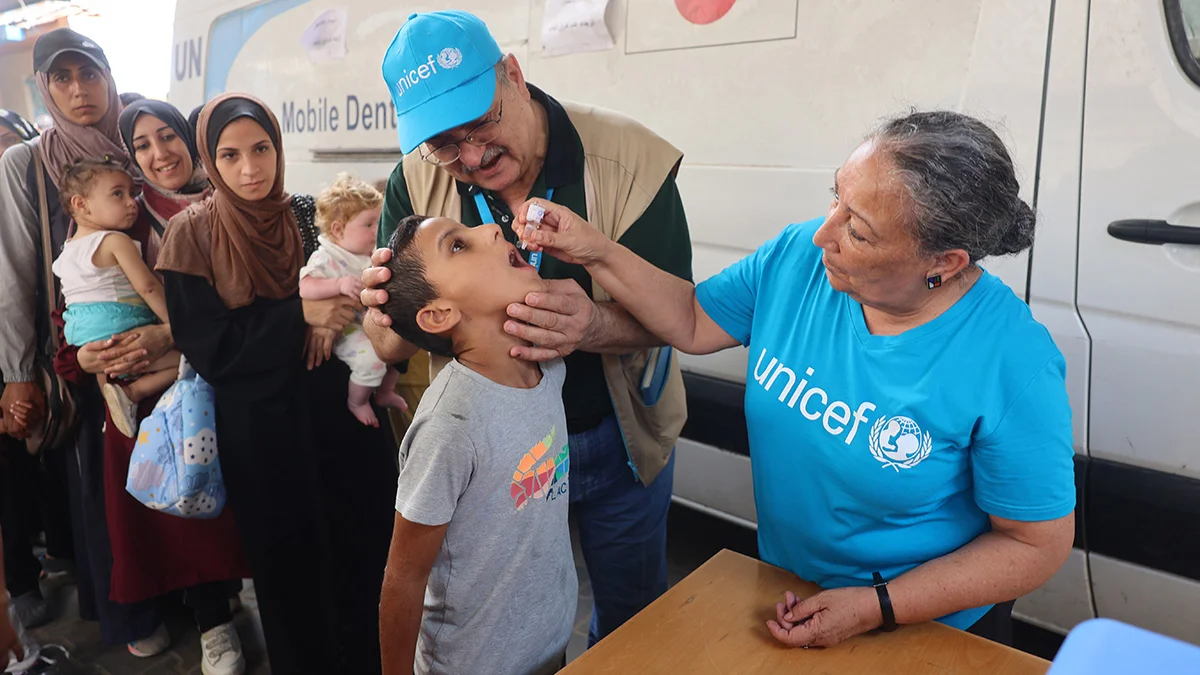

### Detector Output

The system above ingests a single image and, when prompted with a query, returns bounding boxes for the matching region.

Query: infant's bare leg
[347,383,380,428]
[373,368,408,413]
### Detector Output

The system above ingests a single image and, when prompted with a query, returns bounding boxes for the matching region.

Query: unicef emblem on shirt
[437,47,463,69]
[868,416,932,471]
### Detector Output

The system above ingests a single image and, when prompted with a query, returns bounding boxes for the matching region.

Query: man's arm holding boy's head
[380,513,448,675]
[362,212,446,364]
[362,247,420,364]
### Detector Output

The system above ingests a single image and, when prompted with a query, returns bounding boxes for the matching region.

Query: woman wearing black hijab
[159,94,396,674]
[119,100,212,237]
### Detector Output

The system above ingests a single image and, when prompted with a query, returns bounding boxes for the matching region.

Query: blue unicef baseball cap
[382,11,503,155]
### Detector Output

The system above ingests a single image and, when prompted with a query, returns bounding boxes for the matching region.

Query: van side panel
[1016,0,1096,634]
[1076,0,1200,646]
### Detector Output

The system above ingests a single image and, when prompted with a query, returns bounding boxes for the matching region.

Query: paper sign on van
[542,0,615,57]
[301,8,348,63]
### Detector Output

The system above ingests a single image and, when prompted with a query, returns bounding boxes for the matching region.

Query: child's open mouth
[508,243,537,270]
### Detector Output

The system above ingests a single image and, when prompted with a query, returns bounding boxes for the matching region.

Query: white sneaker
[127,623,170,658]
[201,623,245,675]
[101,383,138,438]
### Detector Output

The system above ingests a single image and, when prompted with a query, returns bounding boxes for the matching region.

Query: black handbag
[23,147,79,455]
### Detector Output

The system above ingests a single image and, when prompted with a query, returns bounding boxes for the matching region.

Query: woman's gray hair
[870,110,1035,262]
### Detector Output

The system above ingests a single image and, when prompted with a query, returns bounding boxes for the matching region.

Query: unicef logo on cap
[437,47,463,69]
[868,415,932,471]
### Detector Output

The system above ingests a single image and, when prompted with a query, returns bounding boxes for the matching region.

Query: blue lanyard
[472,187,554,272]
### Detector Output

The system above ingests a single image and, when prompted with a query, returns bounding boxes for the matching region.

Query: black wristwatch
[872,572,898,632]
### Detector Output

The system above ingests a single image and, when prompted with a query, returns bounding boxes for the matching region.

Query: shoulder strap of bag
[31,148,61,354]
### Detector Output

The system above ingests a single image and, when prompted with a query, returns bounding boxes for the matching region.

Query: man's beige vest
[401,101,687,486]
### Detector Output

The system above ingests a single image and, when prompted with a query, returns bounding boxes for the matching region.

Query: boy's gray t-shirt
[395,358,576,675]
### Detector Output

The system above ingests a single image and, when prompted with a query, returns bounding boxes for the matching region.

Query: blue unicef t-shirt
[695,219,1076,630]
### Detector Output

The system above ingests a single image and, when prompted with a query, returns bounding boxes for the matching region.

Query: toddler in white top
[300,173,407,427]
[51,160,181,437]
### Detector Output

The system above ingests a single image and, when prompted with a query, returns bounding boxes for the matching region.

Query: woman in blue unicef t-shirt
[512,110,1076,648]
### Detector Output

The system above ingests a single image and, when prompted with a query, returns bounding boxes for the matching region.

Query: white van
[170,0,1200,648]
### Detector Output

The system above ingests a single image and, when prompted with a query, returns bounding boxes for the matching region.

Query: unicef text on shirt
[280,97,397,134]
[751,348,935,471]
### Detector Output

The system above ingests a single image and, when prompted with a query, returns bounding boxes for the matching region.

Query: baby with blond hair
[300,173,407,426]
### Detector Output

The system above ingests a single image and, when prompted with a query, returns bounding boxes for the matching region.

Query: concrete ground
[21,505,757,674]
[21,505,1057,673]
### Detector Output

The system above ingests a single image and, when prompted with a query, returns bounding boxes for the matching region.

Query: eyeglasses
[420,101,504,166]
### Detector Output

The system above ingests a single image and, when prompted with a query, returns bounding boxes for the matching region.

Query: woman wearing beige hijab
[158,94,397,674]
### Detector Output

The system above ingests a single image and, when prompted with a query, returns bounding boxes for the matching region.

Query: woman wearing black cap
[0,104,64,639]
[0,29,250,669]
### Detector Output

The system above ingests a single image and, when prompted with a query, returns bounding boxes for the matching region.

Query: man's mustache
[461,146,506,173]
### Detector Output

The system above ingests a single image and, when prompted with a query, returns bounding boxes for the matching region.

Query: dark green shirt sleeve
[377,162,416,248]
[615,173,693,283]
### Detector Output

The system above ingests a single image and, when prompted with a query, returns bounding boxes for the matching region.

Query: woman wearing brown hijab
[158,94,397,675]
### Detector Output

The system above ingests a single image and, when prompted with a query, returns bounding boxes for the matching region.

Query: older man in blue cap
[365,8,692,654]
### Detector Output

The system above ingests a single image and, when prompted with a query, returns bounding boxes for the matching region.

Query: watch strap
[872,571,898,632]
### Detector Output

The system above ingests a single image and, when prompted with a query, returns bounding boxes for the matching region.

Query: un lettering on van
[173,37,202,82]
[280,97,397,134]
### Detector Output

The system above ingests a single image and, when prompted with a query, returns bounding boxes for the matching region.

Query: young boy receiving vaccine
[51,160,181,437]
[300,173,407,426]
[377,215,576,675]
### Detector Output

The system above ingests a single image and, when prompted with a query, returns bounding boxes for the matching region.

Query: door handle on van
[1107,220,1200,246]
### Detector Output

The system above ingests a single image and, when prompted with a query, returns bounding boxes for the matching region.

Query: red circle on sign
[675,0,737,25]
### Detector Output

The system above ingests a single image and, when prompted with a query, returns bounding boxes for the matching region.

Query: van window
[1166,0,1200,85]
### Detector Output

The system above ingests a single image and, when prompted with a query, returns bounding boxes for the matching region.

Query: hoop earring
[926,275,942,290]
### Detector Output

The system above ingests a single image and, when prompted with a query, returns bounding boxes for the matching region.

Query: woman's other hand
[304,326,337,370]
[4,402,36,430]
[105,324,175,376]
[513,198,611,267]
[766,587,883,649]
[0,382,43,439]
[303,297,356,333]
[77,336,129,375]
[79,324,176,377]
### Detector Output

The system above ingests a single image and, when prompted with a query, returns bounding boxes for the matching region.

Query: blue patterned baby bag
[125,356,226,518]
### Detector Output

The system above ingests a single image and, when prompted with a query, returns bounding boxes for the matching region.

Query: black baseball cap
[33,28,110,74]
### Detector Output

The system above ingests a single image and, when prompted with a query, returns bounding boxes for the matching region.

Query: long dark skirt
[215,356,397,674]
[69,381,160,645]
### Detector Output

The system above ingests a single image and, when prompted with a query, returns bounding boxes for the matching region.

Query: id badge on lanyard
[472,188,555,272]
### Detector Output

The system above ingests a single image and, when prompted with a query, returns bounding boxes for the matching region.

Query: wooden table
[561,550,1049,674]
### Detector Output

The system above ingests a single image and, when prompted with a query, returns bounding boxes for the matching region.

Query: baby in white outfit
[300,174,407,427]
[51,160,180,437]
